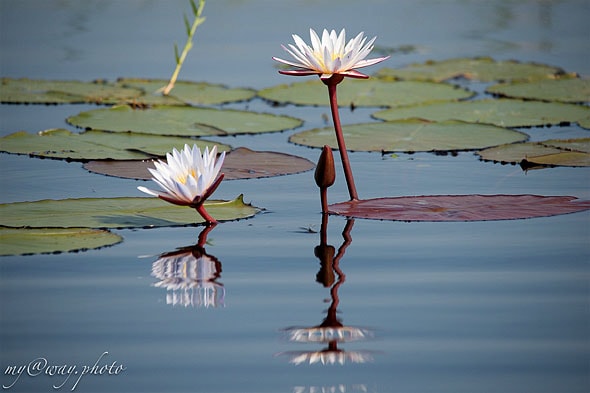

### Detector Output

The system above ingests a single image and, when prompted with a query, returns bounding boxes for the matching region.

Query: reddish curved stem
[326,82,359,201]
[195,204,217,225]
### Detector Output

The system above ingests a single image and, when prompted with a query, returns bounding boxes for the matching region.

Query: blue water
[1,1,589,392]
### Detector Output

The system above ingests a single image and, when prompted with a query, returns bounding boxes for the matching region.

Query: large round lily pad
[374,57,564,82]
[329,195,590,222]
[0,228,123,256]
[116,78,257,106]
[67,105,303,136]
[0,195,259,228]
[373,99,590,129]
[0,78,143,104]
[0,129,231,160]
[289,119,528,153]
[486,77,590,104]
[258,79,473,107]
[83,147,315,180]
[477,138,590,167]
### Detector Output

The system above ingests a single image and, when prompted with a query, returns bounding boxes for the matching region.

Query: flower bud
[315,145,336,189]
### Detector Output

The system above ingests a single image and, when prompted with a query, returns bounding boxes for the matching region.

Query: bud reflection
[151,224,225,308]
[278,217,376,365]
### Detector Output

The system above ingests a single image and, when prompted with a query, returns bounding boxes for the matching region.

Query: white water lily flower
[273,28,389,80]
[138,144,225,208]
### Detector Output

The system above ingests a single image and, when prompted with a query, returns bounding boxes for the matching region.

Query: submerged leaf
[329,195,590,222]
[67,105,303,136]
[289,119,528,153]
[0,227,123,256]
[0,195,260,229]
[374,57,564,82]
[258,79,473,107]
[0,78,143,104]
[116,78,257,105]
[486,77,590,104]
[83,147,315,179]
[373,99,590,129]
[0,129,231,160]
[478,138,590,167]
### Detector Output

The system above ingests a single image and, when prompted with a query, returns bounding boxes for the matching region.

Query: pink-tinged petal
[320,73,335,80]
[340,69,370,79]
[278,69,322,76]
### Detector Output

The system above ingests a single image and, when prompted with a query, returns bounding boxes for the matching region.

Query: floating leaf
[0,129,231,160]
[373,99,590,129]
[0,227,123,256]
[83,147,315,180]
[0,78,143,104]
[289,119,528,153]
[67,105,303,136]
[258,79,473,107]
[486,77,590,104]
[374,57,564,82]
[0,195,259,229]
[329,195,590,222]
[116,78,257,105]
[478,138,590,167]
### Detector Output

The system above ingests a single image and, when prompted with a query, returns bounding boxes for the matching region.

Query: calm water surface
[1,1,589,392]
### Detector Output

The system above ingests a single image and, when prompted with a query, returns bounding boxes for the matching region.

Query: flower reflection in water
[151,225,225,308]
[278,217,375,365]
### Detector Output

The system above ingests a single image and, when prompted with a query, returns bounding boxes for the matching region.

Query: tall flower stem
[326,79,359,201]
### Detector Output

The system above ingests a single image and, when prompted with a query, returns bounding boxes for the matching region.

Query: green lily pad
[289,119,528,153]
[477,138,590,167]
[328,195,590,222]
[116,78,257,106]
[83,147,315,180]
[0,129,231,160]
[486,77,590,104]
[0,227,123,256]
[258,79,473,107]
[0,195,259,229]
[373,99,590,129]
[0,78,143,104]
[374,57,564,82]
[67,104,303,136]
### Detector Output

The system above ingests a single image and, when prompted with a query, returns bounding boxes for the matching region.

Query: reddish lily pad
[329,195,590,222]
[83,147,315,180]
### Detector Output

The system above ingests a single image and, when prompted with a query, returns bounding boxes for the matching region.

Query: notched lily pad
[486,77,590,104]
[83,147,315,180]
[0,195,260,229]
[478,138,590,167]
[374,57,564,82]
[289,119,528,153]
[0,78,143,104]
[373,99,590,129]
[329,195,590,222]
[0,227,123,256]
[0,129,231,160]
[116,78,257,106]
[258,79,473,107]
[67,105,303,136]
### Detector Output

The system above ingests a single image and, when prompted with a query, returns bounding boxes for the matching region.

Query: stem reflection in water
[277,217,376,365]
